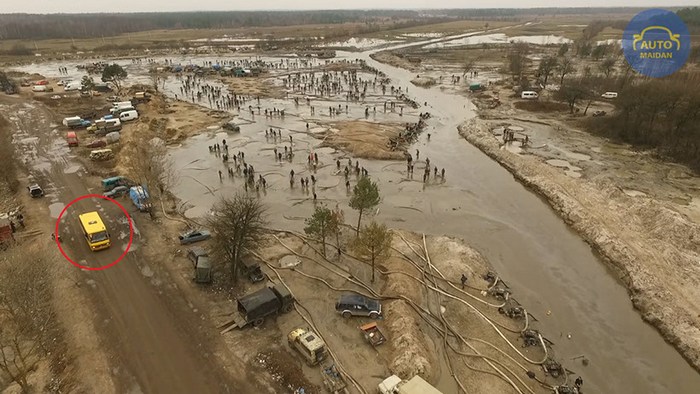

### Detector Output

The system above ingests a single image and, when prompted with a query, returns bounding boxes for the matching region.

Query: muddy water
[16,38,700,393]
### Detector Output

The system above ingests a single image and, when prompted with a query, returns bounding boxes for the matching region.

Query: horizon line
[1,5,692,15]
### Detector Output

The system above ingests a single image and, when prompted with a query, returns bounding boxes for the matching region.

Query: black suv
[335,294,382,319]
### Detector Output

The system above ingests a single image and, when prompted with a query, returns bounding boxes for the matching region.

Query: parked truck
[378,375,443,394]
[223,283,294,331]
[129,186,152,212]
[288,327,328,366]
[63,116,91,129]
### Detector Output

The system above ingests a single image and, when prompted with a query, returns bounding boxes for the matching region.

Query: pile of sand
[318,120,406,160]
[382,235,436,380]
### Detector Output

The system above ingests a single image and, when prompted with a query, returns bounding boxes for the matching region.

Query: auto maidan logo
[623,9,691,78]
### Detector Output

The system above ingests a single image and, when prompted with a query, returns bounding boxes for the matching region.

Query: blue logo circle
[622,8,691,78]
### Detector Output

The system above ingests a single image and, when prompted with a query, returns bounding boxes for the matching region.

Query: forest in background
[0,8,650,40]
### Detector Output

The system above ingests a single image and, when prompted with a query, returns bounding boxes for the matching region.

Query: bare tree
[462,54,482,78]
[0,115,19,192]
[150,71,162,93]
[556,79,591,114]
[0,246,59,392]
[599,57,617,78]
[557,57,576,86]
[122,128,176,210]
[208,194,267,283]
[537,56,558,86]
[506,42,530,83]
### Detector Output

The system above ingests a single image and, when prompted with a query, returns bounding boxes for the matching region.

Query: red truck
[66,131,79,147]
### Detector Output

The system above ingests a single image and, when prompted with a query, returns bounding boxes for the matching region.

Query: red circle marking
[54,194,134,271]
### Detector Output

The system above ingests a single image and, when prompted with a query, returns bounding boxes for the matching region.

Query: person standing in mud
[441,168,445,179]
[218,170,223,181]
[416,149,420,160]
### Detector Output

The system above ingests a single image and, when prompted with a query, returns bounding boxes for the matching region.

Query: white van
[112,101,132,108]
[119,110,139,122]
[601,92,618,99]
[520,91,538,99]
[64,81,82,91]
[110,105,135,116]
[32,85,51,92]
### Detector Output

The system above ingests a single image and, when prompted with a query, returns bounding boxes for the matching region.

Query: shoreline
[457,118,700,373]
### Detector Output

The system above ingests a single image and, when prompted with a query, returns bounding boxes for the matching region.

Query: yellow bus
[78,211,111,251]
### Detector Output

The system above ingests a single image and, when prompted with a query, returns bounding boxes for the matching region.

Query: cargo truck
[129,186,152,212]
[221,283,294,331]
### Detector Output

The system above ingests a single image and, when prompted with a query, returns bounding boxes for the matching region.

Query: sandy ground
[458,87,700,371]
[318,120,406,160]
[221,76,286,99]
[195,229,558,394]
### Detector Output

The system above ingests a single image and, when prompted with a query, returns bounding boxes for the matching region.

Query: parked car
[601,92,618,99]
[592,110,607,117]
[28,184,44,198]
[520,91,538,99]
[103,185,129,198]
[335,294,382,319]
[86,139,107,148]
[106,96,120,102]
[178,229,211,245]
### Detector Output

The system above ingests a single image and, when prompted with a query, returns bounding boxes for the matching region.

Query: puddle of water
[546,159,571,168]
[279,255,301,268]
[425,32,571,49]
[319,37,403,49]
[48,202,65,219]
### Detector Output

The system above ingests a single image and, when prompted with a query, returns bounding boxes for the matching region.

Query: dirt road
[2,94,251,393]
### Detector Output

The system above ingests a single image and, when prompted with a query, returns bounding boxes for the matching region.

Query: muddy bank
[458,118,700,371]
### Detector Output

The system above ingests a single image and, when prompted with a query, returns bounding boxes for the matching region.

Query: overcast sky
[2,1,698,14]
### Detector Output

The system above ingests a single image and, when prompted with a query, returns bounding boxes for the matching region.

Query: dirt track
[0,94,255,393]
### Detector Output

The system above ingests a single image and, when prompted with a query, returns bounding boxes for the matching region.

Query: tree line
[588,73,700,171]
[0,8,668,40]
[0,11,427,40]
